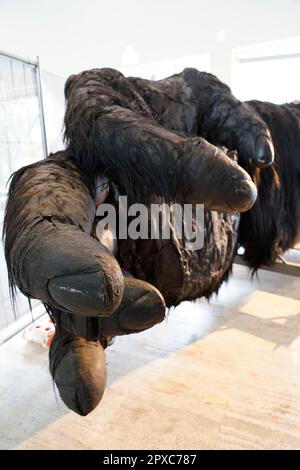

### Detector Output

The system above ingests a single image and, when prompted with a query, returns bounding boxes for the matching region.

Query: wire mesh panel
[0,52,46,336]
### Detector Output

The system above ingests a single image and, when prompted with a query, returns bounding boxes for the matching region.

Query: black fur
[238,101,300,269]
[63,68,269,208]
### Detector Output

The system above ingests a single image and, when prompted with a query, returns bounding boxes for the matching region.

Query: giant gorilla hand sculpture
[3,68,277,415]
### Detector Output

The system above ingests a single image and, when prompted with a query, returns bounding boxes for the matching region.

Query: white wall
[232,37,300,103]
[1,0,300,85]
[42,71,66,153]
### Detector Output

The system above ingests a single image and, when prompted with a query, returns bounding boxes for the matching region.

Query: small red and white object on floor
[23,317,55,349]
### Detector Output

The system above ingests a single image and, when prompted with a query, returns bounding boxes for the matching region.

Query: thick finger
[55,277,166,339]
[182,69,274,168]
[49,331,107,416]
[44,226,124,316]
[3,155,124,316]
[100,277,166,336]
[181,138,257,212]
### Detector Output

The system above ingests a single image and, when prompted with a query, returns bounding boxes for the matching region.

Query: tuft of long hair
[63,68,181,206]
[2,163,38,306]
[238,101,300,269]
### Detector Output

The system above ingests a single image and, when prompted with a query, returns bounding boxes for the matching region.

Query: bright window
[120,53,211,80]
[232,37,300,103]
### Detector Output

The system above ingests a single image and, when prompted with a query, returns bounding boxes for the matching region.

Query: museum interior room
[0,0,300,452]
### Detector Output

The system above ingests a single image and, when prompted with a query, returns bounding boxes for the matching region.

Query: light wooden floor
[1,264,300,450]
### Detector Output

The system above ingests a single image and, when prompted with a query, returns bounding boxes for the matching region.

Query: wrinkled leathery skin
[3,153,124,316]
[52,277,166,341]
[49,277,165,415]
[179,70,275,169]
[49,331,107,416]
[180,138,257,212]
[100,277,166,336]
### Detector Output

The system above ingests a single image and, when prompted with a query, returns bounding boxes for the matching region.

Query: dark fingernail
[255,136,275,168]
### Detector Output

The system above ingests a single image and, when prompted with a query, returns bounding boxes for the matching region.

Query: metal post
[0,49,38,67]
[35,56,48,158]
